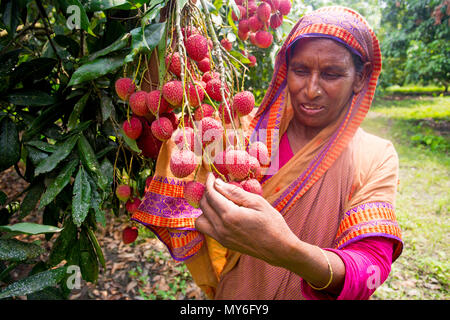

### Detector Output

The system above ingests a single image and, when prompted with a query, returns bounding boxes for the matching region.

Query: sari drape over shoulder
[131,6,403,299]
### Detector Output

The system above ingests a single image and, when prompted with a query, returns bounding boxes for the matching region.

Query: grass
[382,84,447,96]
[361,95,449,300]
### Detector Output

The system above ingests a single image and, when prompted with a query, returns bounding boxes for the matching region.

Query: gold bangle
[307,247,333,291]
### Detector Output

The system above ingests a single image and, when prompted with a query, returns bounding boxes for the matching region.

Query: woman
[132,6,403,300]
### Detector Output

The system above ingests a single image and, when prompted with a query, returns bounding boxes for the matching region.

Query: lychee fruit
[185,34,209,62]
[270,13,283,29]
[122,226,138,244]
[248,55,257,67]
[183,181,206,208]
[136,118,163,160]
[162,80,184,107]
[115,78,135,101]
[201,117,224,146]
[267,0,280,12]
[116,184,131,202]
[206,78,227,101]
[126,197,141,213]
[213,150,229,179]
[226,149,251,180]
[248,15,263,32]
[151,117,174,141]
[255,30,273,48]
[165,52,182,77]
[129,91,150,116]
[173,127,195,151]
[232,5,246,21]
[160,111,178,130]
[187,82,205,107]
[238,19,250,34]
[197,57,211,73]
[240,179,263,195]
[248,141,270,165]
[122,117,143,140]
[202,71,220,83]
[146,90,170,115]
[194,103,215,121]
[232,91,255,116]
[278,0,292,16]
[249,155,262,179]
[221,38,232,52]
[238,29,249,41]
[257,2,272,23]
[170,149,198,178]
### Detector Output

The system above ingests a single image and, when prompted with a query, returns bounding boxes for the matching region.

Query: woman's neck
[286,119,322,154]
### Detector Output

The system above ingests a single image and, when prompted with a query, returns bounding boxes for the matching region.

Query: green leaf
[19,183,45,219]
[81,0,129,11]
[25,141,58,153]
[100,93,114,123]
[0,239,45,262]
[68,52,127,87]
[141,0,166,25]
[34,135,79,176]
[0,222,62,235]
[77,134,109,192]
[125,22,166,63]
[86,227,105,269]
[39,159,78,209]
[86,33,130,62]
[5,90,57,107]
[54,35,80,58]
[0,116,20,172]
[0,191,6,206]
[0,266,68,299]
[79,230,98,283]
[0,0,20,38]
[67,92,90,131]
[85,172,106,227]
[72,166,91,227]
[120,128,141,153]
[10,58,58,84]
[48,220,77,266]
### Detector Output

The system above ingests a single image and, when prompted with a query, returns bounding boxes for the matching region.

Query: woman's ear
[353,62,372,94]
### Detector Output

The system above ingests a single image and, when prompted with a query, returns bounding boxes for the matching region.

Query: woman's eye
[322,73,340,79]
[295,70,308,76]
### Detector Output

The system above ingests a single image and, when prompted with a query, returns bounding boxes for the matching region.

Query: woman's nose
[305,73,322,100]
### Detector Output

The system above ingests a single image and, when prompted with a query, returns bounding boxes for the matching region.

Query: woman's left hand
[196,173,299,266]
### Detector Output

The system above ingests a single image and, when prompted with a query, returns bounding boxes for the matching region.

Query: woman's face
[287,38,366,130]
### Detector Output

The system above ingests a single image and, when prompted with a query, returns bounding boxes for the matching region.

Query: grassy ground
[361,95,449,300]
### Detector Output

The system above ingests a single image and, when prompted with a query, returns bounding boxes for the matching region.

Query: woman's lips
[300,103,325,115]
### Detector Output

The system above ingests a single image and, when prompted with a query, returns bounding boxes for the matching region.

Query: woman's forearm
[271,232,346,296]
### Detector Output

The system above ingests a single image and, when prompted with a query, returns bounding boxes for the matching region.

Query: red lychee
[170,149,198,178]
[221,38,232,52]
[173,127,195,151]
[115,184,131,202]
[232,5,246,21]
[240,178,263,195]
[129,91,149,116]
[206,78,228,101]
[267,0,280,12]
[238,19,250,34]
[126,197,141,213]
[226,149,251,180]
[187,82,205,107]
[202,71,220,83]
[278,0,292,15]
[183,114,194,128]
[255,30,273,48]
[213,150,229,179]
[160,111,178,130]
[249,155,262,179]
[270,13,283,29]
[197,57,211,73]
[248,55,257,67]
[194,103,215,121]
[248,15,264,32]
[165,52,182,77]
[238,29,249,41]
[151,117,174,141]
[162,80,183,107]
[183,181,206,208]
[232,91,255,116]
[122,117,143,140]
[201,117,224,147]
[257,2,271,23]
[248,141,270,165]
[185,34,209,62]
[146,90,170,115]
[115,78,135,101]
[136,118,162,160]
[122,226,138,244]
